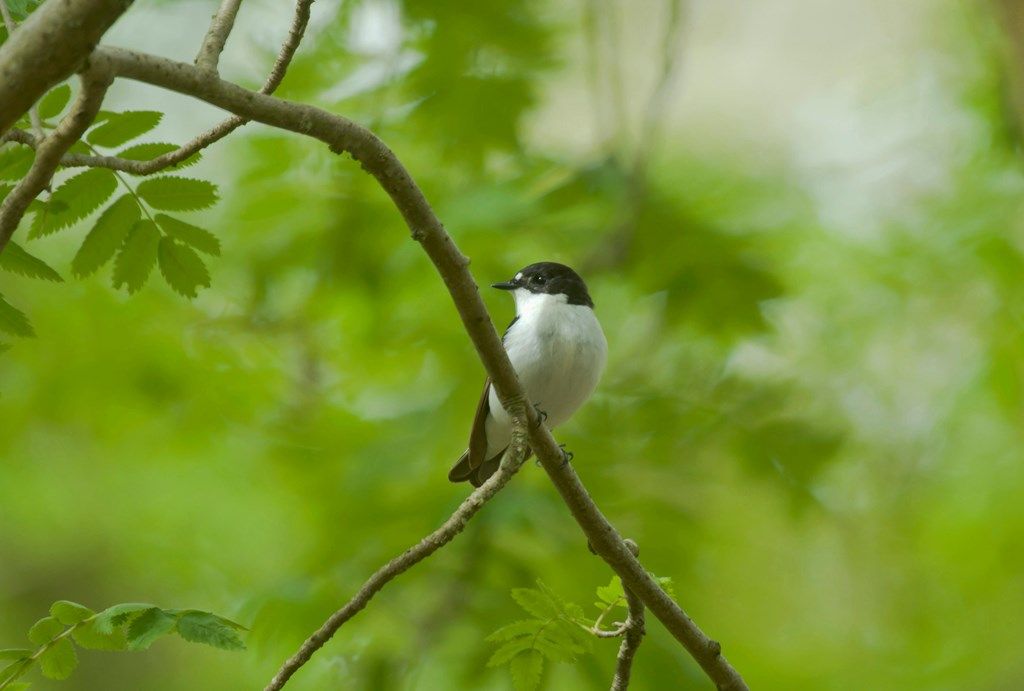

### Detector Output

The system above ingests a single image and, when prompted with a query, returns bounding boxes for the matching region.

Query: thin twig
[265,417,530,691]
[611,586,645,691]
[195,0,243,73]
[96,44,749,691]
[0,56,114,253]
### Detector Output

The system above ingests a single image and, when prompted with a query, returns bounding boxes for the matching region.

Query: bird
[448,262,608,486]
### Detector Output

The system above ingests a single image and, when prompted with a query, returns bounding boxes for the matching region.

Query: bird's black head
[492,262,594,307]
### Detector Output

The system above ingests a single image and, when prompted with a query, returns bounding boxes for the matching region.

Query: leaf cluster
[0,89,221,343]
[0,600,245,689]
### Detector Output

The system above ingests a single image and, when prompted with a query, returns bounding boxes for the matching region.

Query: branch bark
[92,46,748,690]
[0,56,113,252]
[611,585,645,691]
[0,0,132,133]
[195,0,243,73]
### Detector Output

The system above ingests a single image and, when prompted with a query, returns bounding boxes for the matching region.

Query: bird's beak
[491,279,519,290]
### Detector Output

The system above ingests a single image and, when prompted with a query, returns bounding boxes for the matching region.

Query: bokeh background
[3,0,1024,688]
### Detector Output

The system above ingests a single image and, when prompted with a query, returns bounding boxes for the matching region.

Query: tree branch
[265,417,530,691]
[1,0,313,176]
[604,540,646,691]
[0,56,113,253]
[0,0,132,133]
[94,44,748,691]
[0,1,43,138]
[195,0,243,73]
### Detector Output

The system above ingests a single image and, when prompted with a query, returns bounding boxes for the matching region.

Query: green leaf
[487,620,543,642]
[155,214,220,256]
[595,576,625,608]
[511,588,560,620]
[38,638,76,680]
[72,621,127,651]
[117,143,201,170]
[112,220,160,294]
[92,603,156,635]
[509,650,543,691]
[0,650,31,661]
[157,237,210,298]
[0,145,33,181]
[0,659,29,685]
[175,612,245,650]
[71,195,140,278]
[37,84,72,120]
[136,176,218,211]
[126,608,176,651]
[50,601,93,626]
[4,683,31,691]
[29,168,117,238]
[0,294,33,338]
[0,242,62,281]
[87,110,162,148]
[27,617,65,646]
[487,638,531,667]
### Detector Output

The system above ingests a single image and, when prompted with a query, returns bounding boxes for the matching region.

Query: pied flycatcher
[448,262,608,486]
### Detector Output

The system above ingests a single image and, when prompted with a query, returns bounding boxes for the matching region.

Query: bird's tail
[447,449,505,487]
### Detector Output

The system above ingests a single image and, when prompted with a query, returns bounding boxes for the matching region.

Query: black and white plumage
[448,262,608,486]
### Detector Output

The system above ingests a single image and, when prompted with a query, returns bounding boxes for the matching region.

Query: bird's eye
[533,275,546,285]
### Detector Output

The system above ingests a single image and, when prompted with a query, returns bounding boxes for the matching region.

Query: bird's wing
[467,377,492,468]
[447,378,492,482]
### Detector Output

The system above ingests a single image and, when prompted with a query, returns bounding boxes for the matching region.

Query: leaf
[595,577,625,608]
[71,195,140,278]
[126,608,176,651]
[509,650,543,691]
[487,620,543,642]
[4,683,31,691]
[0,294,33,338]
[487,638,531,667]
[0,650,31,661]
[38,638,76,680]
[92,603,156,635]
[37,84,72,120]
[27,617,64,646]
[157,237,210,298]
[136,176,218,211]
[29,168,117,238]
[112,220,160,294]
[0,242,62,281]
[0,659,28,685]
[87,110,162,148]
[0,145,33,181]
[50,601,93,626]
[117,143,201,170]
[72,620,127,651]
[175,612,245,650]
[155,214,220,256]
[511,588,560,620]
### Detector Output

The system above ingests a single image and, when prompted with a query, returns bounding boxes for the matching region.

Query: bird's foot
[559,444,574,465]
[532,404,548,429]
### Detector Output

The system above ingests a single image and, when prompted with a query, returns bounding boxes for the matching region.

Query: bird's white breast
[485,290,607,457]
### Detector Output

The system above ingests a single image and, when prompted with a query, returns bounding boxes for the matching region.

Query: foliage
[4,0,1024,690]
[0,601,244,689]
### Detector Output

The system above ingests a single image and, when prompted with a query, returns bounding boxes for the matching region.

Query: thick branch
[0,57,113,252]
[265,418,530,691]
[0,0,132,133]
[94,45,747,691]
[195,0,243,72]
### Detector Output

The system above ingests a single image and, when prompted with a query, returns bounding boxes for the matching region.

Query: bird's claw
[532,404,548,429]
[559,444,573,465]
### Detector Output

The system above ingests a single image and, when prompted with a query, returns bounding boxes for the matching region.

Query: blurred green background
[4,0,1024,688]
